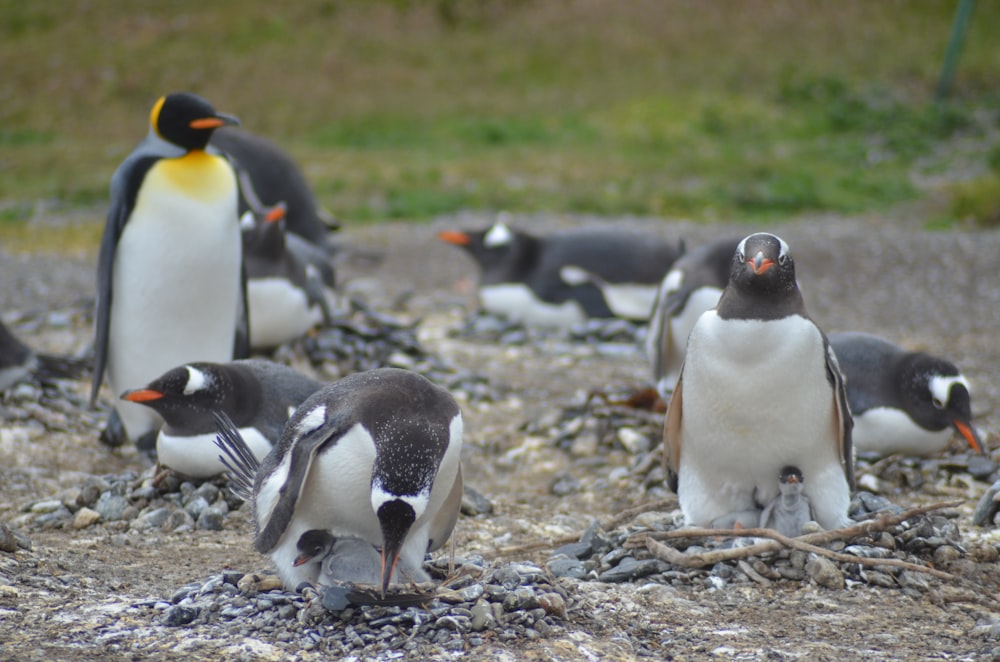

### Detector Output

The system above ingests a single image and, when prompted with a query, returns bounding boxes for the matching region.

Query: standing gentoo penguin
[90,92,248,451]
[120,359,322,478]
[241,204,336,349]
[214,368,464,593]
[828,332,983,456]
[437,218,683,327]
[210,126,339,247]
[645,236,740,397]
[759,466,814,537]
[0,318,89,392]
[663,232,854,530]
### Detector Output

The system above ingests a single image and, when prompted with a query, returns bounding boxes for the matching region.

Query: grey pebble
[196,510,224,531]
[546,557,586,579]
[163,605,200,627]
[805,554,845,589]
[95,493,129,522]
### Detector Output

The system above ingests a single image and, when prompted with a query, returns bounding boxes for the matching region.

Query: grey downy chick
[759,466,814,537]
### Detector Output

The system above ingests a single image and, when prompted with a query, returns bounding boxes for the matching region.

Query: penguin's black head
[730,233,796,295]
[120,363,224,428]
[293,529,334,567]
[375,498,417,597]
[152,92,240,151]
[778,465,804,485]
[437,219,534,281]
[902,354,983,453]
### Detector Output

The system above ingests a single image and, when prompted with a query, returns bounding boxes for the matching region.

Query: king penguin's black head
[730,233,796,296]
[376,499,417,597]
[151,92,240,151]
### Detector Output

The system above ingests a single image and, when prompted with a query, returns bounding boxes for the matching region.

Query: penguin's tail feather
[213,411,259,503]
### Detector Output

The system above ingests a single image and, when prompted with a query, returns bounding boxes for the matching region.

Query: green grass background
[2,0,999,248]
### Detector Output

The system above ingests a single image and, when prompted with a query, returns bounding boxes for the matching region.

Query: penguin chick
[759,466,814,537]
[293,530,387,587]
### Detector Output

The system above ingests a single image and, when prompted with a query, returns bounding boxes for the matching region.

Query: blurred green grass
[1,0,999,244]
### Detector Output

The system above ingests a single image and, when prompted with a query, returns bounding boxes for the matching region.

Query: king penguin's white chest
[108,151,241,389]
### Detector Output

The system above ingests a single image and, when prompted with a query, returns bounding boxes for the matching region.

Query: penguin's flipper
[213,411,260,502]
[255,414,353,554]
[662,371,684,494]
[426,464,463,553]
[824,340,855,491]
[303,264,336,326]
[91,156,160,409]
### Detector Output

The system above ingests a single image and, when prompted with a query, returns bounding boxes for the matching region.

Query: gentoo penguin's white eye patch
[735,236,748,261]
[929,375,969,409]
[296,404,327,437]
[484,221,513,248]
[239,211,255,230]
[776,236,791,261]
[183,366,209,395]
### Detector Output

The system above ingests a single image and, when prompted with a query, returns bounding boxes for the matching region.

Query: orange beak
[265,203,287,223]
[953,419,984,454]
[748,253,775,275]
[121,389,164,403]
[437,230,470,246]
[380,547,400,598]
[292,553,313,568]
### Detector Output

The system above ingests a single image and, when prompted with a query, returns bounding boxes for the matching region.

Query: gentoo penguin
[240,204,336,349]
[437,218,683,327]
[120,359,322,478]
[210,126,339,247]
[214,367,464,594]
[294,530,385,586]
[90,92,248,451]
[759,466,814,537]
[663,232,854,531]
[828,332,983,456]
[645,236,739,397]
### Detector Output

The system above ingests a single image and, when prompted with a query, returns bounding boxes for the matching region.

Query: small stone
[569,434,600,458]
[196,509,224,531]
[0,524,21,553]
[972,480,1000,527]
[163,605,199,627]
[460,486,494,516]
[190,482,220,505]
[617,427,651,455]
[238,573,282,594]
[598,558,665,583]
[184,497,211,520]
[75,483,103,509]
[549,473,582,497]
[470,599,494,631]
[537,593,566,618]
[805,554,844,589]
[72,507,101,530]
[132,507,172,531]
[967,455,998,482]
[95,493,129,522]
[30,499,64,514]
[165,510,195,531]
[546,557,586,579]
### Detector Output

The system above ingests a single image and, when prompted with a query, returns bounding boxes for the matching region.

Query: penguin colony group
[27,90,977,600]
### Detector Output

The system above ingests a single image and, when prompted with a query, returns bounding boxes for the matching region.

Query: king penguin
[663,232,854,531]
[645,236,740,397]
[214,367,464,594]
[437,217,683,327]
[240,204,336,349]
[120,359,323,479]
[90,92,249,452]
[828,331,983,456]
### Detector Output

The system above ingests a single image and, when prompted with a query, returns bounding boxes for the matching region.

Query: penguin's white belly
[596,282,659,320]
[157,427,271,479]
[657,286,722,395]
[678,312,849,530]
[247,278,322,349]
[108,168,239,440]
[479,284,586,328]
[853,407,952,456]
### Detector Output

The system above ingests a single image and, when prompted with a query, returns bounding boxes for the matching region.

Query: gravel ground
[1,209,1000,660]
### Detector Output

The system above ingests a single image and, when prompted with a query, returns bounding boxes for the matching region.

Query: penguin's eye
[737,251,745,262]
[931,397,945,409]
[778,253,789,266]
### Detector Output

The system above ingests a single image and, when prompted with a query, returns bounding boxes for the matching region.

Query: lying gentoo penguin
[437,217,683,327]
[120,359,322,479]
[241,204,336,349]
[210,126,339,246]
[829,331,983,456]
[214,367,464,594]
[759,466,814,537]
[645,236,740,397]
[663,232,854,530]
[91,92,248,451]
[294,530,385,587]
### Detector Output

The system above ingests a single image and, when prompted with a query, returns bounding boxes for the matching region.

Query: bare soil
[1,210,999,660]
